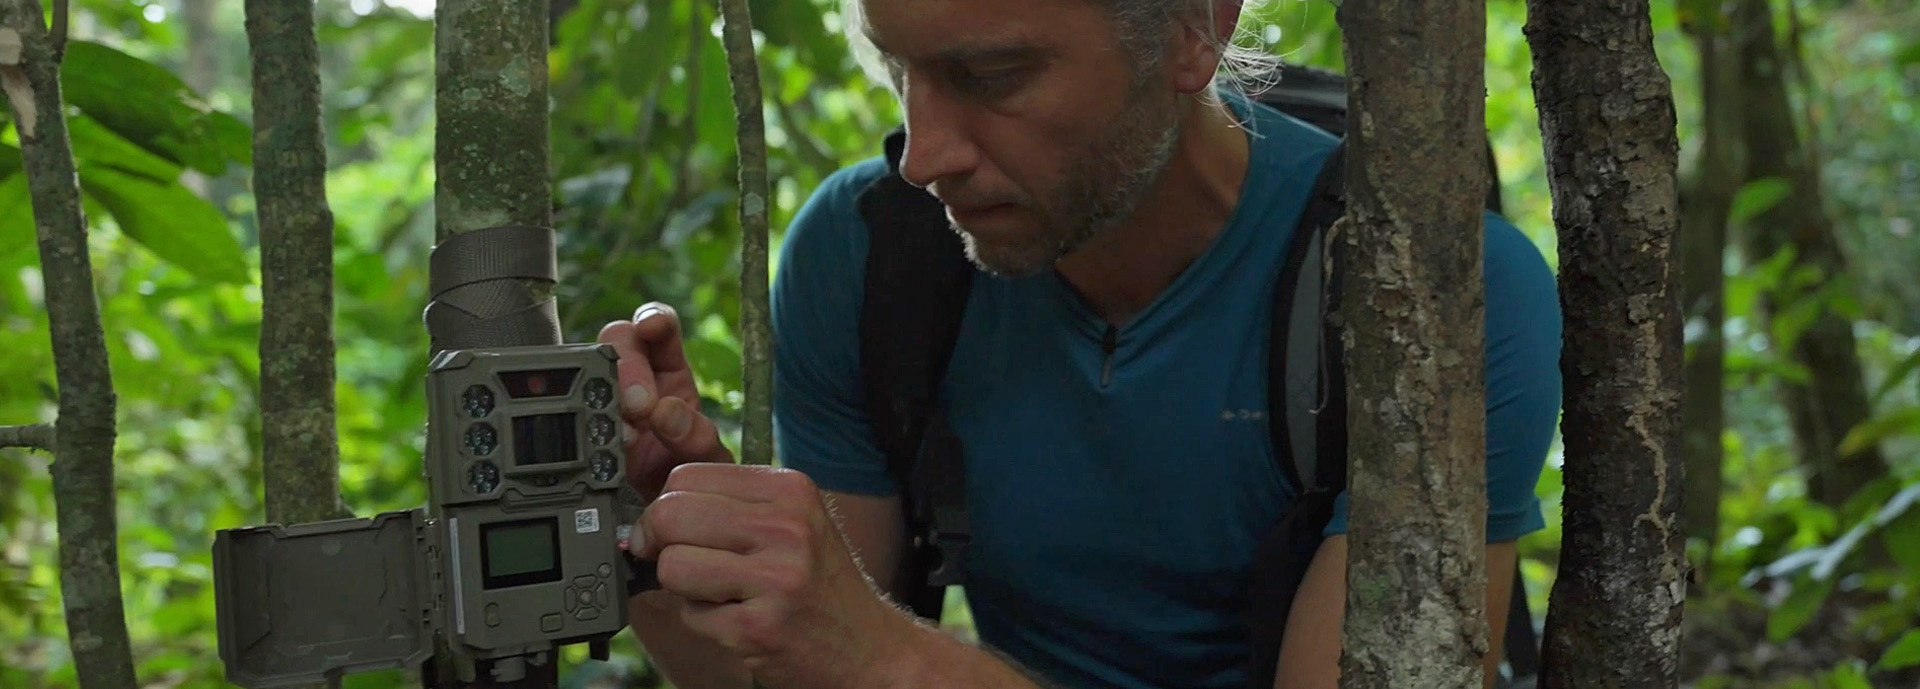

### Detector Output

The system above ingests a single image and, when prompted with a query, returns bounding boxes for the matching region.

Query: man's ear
[1168,0,1245,94]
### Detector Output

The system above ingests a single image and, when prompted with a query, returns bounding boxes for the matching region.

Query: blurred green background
[2,0,1918,687]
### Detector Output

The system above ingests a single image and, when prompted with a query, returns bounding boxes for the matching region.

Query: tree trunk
[0,3,138,689]
[1524,1,1689,688]
[245,0,350,532]
[431,3,560,687]
[1332,1,1490,687]
[715,0,772,468]
[1678,14,1745,566]
[1733,0,1888,512]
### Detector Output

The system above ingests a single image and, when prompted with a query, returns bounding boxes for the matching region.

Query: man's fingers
[637,490,764,559]
[596,320,660,423]
[652,396,733,464]
[632,303,696,394]
[653,544,757,604]
[659,462,816,507]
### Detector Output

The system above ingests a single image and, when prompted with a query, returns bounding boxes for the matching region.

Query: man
[597,0,1563,687]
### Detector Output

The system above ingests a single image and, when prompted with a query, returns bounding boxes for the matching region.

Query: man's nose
[897,85,979,189]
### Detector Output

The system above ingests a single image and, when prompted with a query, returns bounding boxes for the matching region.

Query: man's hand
[598,303,734,501]
[630,462,919,689]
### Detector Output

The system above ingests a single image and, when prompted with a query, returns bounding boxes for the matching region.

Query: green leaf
[1884,507,1920,574]
[1827,661,1872,689]
[0,141,19,178]
[1837,407,1920,457]
[1870,348,1920,407]
[1897,41,1920,67]
[1729,176,1792,227]
[1766,575,1833,642]
[67,112,182,182]
[0,173,32,261]
[79,165,250,285]
[1875,629,1920,671]
[58,40,251,175]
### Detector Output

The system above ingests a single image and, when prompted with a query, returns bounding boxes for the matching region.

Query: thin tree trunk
[1333,0,1490,687]
[431,3,559,687]
[245,0,350,531]
[1734,0,1888,512]
[715,0,771,468]
[1678,16,1744,566]
[1524,1,1689,688]
[0,2,138,688]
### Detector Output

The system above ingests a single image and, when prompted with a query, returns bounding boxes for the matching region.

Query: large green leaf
[79,165,250,285]
[58,40,251,176]
[67,112,181,183]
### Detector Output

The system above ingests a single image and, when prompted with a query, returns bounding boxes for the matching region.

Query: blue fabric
[769,92,1562,689]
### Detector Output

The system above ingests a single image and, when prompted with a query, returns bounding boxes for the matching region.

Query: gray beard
[954,85,1184,278]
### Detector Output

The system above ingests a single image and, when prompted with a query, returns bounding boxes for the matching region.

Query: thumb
[650,396,732,465]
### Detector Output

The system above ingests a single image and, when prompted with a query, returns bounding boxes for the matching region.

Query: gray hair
[839,0,1284,105]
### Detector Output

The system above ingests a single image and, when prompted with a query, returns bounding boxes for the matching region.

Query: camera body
[213,342,642,688]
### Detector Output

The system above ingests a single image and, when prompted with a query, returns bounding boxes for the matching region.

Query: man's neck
[1054,100,1252,327]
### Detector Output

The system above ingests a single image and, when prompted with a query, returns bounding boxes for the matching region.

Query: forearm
[626,592,754,689]
[868,617,1058,689]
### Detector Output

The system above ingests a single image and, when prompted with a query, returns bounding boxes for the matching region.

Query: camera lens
[591,451,618,482]
[466,423,498,456]
[585,378,613,410]
[588,414,616,446]
[464,385,494,418]
[468,460,500,493]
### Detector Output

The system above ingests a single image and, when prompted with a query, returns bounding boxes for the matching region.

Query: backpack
[850,62,1539,689]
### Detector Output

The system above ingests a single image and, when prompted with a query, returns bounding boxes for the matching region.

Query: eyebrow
[866,30,1054,65]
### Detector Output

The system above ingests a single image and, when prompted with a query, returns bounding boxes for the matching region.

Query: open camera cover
[213,508,435,688]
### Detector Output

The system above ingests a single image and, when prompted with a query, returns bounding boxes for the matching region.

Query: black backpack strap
[855,126,976,622]
[1245,138,1349,689]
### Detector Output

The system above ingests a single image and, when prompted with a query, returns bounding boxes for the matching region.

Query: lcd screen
[480,518,561,589]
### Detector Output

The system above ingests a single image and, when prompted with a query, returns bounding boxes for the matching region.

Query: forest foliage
[2,0,1919,687]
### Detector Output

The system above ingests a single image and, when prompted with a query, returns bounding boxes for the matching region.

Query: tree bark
[1733,0,1888,512]
[245,0,350,532]
[715,0,771,468]
[435,0,552,244]
[1677,13,1744,564]
[1524,2,1689,688]
[1,422,54,451]
[0,2,138,689]
[1332,1,1490,688]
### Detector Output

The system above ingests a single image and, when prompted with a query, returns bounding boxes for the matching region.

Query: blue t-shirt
[769,93,1562,689]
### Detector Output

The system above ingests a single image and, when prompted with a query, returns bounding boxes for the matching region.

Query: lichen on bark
[434,0,552,240]
[1333,0,1492,687]
[244,0,351,531]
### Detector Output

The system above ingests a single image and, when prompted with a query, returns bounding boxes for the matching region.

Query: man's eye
[954,65,1028,95]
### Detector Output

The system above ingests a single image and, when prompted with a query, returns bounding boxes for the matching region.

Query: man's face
[860,0,1185,277]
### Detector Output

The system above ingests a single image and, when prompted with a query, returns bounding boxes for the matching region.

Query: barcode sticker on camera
[575,508,600,534]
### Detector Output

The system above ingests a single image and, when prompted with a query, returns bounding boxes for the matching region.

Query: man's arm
[1271,535,1519,689]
